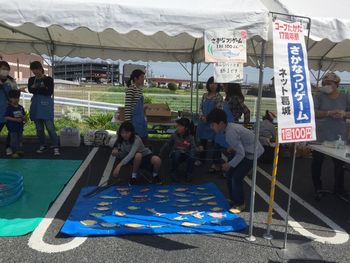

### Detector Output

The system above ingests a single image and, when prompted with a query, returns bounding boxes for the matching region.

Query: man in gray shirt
[312,72,350,199]
[207,108,264,214]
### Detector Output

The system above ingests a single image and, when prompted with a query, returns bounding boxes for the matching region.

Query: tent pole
[196,63,199,114]
[246,39,266,242]
[190,62,194,113]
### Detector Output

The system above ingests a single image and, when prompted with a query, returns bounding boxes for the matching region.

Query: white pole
[88,91,91,117]
[246,40,266,242]
[283,143,297,249]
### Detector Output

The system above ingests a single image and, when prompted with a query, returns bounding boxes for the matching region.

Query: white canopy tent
[0,0,268,63]
[256,0,350,77]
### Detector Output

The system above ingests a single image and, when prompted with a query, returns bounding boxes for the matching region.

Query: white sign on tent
[213,62,243,83]
[204,29,247,63]
[273,19,316,143]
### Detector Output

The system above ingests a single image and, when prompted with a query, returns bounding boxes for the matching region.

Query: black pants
[311,151,345,193]
[0,122,11,148]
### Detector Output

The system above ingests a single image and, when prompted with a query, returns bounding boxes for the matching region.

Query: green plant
[144,96,153,104]
[84,113,118,130]
[167,82,177,91]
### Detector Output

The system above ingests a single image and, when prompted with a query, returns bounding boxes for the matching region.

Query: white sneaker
[53,148,60,156]
[6,147,13,156]
[36,146,46,154]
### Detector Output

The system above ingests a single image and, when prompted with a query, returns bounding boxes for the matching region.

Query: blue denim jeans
[170,150,195,175]
[226,158,253,205]
[9,132,23,152]
[34,120,59,147]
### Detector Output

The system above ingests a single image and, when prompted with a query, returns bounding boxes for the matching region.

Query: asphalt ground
[0,140,349,263]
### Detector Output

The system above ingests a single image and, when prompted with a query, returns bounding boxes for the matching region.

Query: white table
[309,144,350,164]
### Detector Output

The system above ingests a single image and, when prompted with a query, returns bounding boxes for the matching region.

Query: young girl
[124,69,148,140]
[28,61,60,156]
[197,77,223,171]
[112,121,161,185]
[0,61,18,156]
[223,83,250,124]
[160,118,196,182]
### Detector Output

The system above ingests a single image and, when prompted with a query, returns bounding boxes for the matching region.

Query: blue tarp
[61,183,247,236]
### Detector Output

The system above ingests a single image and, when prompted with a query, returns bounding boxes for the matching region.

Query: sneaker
[17,150,24,156]
[6,147,13,156]
[194,160,202,166]
[129,177,137,185]
[229,204,246,214]
[36,146,46,154]
[11,153,20,159]
[53,148,60,156]
[152,175,162,184]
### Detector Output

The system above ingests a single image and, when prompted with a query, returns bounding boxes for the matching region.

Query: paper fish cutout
[125,223,144,228]
[80,220,97,226]
[100,196,119,199]
[97,202,112,206]
[89,213,104,217]
[175,188,188,192]
[115,211,126,216]
[95,207,110,211]
[173,216,187,221]
[177,211,197,215]
[192,212,204,219]
[191,203,204,207]
[140,188,150,192]
[197,187,207,191]
[132,195,147,198]
[156,199,170,203]
[158,189,169,193]
[154,194,167,198]
[199,196,215,201]
[207,202,218,206]
[100,222,118,228]
[181,222,200,227]
[210,220,222,225]
[148,225,164,228]
[119,191,129,196]
[128,206,140,210]
[176,199,191,203]
[208,212,225,219]
[173,193,189,197]
[116,187,129,191]
[210,207,223,212]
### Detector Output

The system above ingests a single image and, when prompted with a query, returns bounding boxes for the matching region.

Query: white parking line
[252,167,349,244]
[28,148,117,253]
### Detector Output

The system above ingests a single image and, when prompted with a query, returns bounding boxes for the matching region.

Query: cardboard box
[117,104,172,123]
[145,103,172,123]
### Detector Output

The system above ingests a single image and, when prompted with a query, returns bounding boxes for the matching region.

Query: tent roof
[255,0,350,73]
[0,0,269,63]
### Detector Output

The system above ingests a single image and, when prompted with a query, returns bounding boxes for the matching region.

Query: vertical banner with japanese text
[273,19,316,143]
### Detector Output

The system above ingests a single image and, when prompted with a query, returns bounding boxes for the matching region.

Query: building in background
[0,53,50,81]
[54,61,120,84]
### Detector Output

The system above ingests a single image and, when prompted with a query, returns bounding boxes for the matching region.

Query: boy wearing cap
[312,72,350,199]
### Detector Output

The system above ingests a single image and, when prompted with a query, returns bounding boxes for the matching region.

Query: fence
[21,90,277,121]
